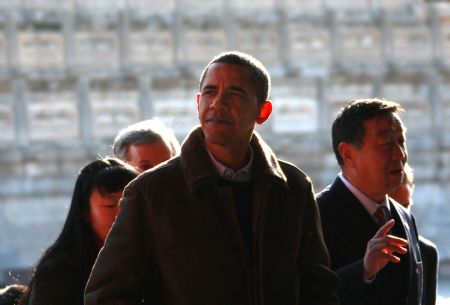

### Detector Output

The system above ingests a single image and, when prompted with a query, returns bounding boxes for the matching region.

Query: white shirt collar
[338,173,390,217]
[206,146,253,182]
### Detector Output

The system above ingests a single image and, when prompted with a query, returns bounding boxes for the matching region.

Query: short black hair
[199,51,271,105]
[332,98,403,166]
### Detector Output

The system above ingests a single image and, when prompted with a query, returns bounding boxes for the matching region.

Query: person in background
[317,99,424,305]
[113,119,180,305]
[0,284,26,305]
[21,158,138,305]
[85,51,338,305]
[112,118,180,172]
[388,162,414,206]
[389,162,439,305]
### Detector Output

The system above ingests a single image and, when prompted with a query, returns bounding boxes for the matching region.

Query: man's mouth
[389,168,403,176]
[206,118,231,124]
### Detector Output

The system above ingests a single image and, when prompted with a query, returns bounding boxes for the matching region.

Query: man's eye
[230,92,244,98]
[379,140,393,148]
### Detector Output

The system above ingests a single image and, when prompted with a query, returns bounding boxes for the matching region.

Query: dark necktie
[374,206,388,226]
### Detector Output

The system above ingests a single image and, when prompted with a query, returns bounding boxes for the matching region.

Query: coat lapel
[390,200,424,305]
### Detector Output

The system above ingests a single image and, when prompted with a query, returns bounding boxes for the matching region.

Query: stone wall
[1,0,450,285]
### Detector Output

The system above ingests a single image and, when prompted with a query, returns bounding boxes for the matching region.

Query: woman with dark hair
[22,158,138,305]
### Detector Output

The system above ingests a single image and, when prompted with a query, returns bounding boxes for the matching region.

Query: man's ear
[338,142,354,167]
[196,93,200,112]
[256,100,272,124]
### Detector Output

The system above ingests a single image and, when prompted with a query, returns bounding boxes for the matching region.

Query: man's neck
[341,171,385,203]
[206,143,250,171]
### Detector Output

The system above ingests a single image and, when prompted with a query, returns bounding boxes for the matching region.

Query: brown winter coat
[84,127,338,305]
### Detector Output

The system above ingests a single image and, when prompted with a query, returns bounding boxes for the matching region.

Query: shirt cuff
[363,275,376,284]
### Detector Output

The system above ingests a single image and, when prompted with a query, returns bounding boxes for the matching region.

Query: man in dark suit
[317,99,424,305]
[389,163,439,305]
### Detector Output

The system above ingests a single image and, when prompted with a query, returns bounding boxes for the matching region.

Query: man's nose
[210,93,227,110]
[393,143,408,162]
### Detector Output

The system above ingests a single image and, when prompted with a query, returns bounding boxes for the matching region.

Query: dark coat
[26,251,85,305]
[419,236,439,305]
[85,127,338,305]
[317,177,424,305]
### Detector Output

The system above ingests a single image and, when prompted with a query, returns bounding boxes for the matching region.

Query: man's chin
[203,132,229,146]
[386,179,403,193]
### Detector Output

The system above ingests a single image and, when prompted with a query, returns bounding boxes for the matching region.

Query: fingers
[363,232,409,278]
[371,238,408,255]
[368,233,408,254]
[373,249,403,264]
[382,234,408,247]
[364,221,411,278]
[374,219,395,237]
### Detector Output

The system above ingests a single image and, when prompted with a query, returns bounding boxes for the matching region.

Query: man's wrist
[363,269,376,283]
[363,274,376,283]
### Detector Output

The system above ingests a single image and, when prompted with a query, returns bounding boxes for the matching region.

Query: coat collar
[179,126,287,190]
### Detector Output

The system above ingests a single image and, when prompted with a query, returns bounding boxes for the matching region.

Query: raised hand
[363,219,408,280]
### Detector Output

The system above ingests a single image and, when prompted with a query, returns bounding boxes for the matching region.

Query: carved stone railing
[1,0,450,286]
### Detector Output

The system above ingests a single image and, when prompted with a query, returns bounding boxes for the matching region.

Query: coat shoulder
[316,183,338,208]
[130,157,182,188]
[315,179,348,224]
[278,160,311,185]
[419,236,439,260]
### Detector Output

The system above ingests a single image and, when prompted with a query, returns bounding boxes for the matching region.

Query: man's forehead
[201,63,254,92]
[388,112,405,130]
[372,113,406,135]
[204,63,249,80]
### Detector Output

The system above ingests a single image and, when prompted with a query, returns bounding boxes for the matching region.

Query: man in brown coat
[84,51,338,305]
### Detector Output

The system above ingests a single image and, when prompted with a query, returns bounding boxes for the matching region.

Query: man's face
[126,140,172,172]
[196,63,268,149]
[346,113,408,201]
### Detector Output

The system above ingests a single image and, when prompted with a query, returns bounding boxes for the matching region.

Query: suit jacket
[317,177,424,305]
[419,236,439,305]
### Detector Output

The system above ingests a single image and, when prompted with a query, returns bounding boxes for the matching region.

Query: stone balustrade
[1,0,450,285]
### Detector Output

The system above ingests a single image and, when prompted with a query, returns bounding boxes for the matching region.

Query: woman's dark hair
[22,158,138,304]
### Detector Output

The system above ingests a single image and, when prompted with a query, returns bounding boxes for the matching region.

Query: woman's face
[88,188,123,244]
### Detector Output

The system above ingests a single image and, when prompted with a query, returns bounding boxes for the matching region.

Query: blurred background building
[0,0,449,296]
